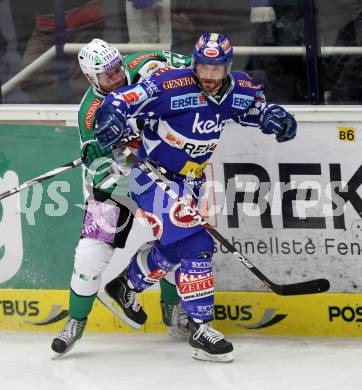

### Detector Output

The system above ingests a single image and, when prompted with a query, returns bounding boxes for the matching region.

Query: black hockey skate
[189,318,234,362]
[51,316,87,359]
[97,267,147,330]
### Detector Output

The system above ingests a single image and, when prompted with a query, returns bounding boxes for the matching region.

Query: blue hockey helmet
[192,32,233,78]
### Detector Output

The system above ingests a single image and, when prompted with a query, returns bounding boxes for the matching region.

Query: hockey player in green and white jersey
[51,39,191,357]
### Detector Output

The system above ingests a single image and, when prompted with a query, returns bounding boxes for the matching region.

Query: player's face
[98,65,125,93]
[195,64,226,95]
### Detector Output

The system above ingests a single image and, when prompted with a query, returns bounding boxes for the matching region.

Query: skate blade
[51,344,74,360]
[192,348,234,363]
[97,289,141,330]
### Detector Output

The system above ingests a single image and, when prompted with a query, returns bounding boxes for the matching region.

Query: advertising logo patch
[25,304,68,325]
[128,53,158,69]
[165,132,184,147]
[143,78,159,96]
[158,120,220,158]
[232,94,254,109]
[190,304,214,318]
[169,197,200,228]
[163,76,196,90]
[0,300,39,317]
[146,268,167,282]
[237,79,261,90]
[0,299,68,326]
[192,112,225,134]
[103,57,121,72]
[103,58,121,72]
[203,47,219,58]
[171,93,207,110]
[122,85,148,105]
[177,272,214,301]
[329,305,362,322]
[214,304,287,329]
[85,98,102,129]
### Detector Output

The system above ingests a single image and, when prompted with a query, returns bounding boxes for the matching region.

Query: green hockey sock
[160,279,179,305]
[69,289,97,320]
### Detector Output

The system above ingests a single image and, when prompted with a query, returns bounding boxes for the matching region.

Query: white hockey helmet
[78,38,123,92]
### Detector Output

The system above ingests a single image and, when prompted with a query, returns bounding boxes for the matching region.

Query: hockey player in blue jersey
[94,32,297,362]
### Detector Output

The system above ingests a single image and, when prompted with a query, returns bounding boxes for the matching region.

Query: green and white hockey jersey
[77,50,191,195]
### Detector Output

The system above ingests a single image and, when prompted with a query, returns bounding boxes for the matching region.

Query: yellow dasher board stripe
[0,289,361,336]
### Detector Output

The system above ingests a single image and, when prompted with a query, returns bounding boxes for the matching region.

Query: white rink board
[207,121,362,292]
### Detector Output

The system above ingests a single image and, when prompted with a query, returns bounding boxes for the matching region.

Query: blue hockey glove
[260,104,297,142]
[94,105,128,150]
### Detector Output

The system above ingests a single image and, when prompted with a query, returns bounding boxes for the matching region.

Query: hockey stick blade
[270,278,330,296]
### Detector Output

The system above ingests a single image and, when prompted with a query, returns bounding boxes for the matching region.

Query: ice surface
[0,331,361,390]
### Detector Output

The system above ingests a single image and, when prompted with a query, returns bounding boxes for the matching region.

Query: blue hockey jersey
[100,67,266,179]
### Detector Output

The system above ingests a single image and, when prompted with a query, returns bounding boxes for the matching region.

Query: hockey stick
[0,158,83,201]
[114,146,330,296]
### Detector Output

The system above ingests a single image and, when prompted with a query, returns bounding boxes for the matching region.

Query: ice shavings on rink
[0,331,361,390]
